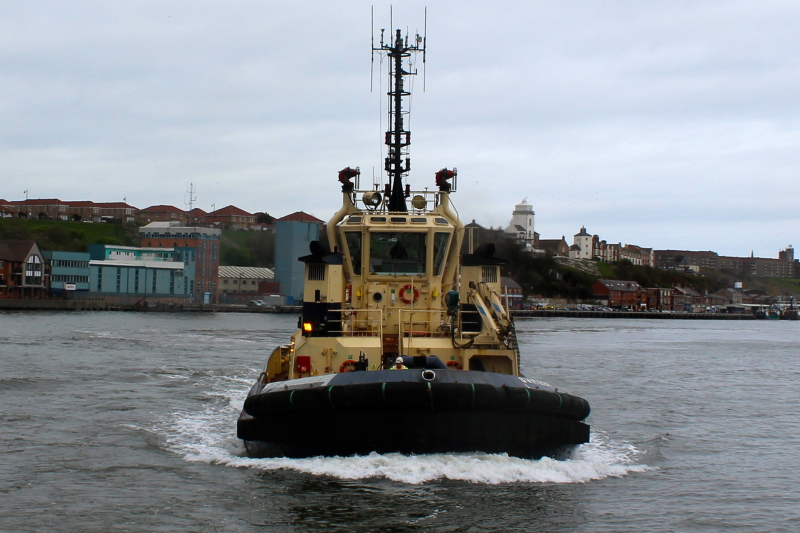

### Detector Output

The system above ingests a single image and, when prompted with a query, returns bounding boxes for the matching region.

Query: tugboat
[237,26,590,459]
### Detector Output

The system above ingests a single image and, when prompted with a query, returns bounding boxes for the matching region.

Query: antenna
[186,183,197,224]
[423,7,427,91]
[371,8,427,213]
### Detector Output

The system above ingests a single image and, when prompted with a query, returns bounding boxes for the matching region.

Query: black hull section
[237,370,590,459]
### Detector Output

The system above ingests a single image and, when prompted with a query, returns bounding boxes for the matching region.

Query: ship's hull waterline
[238,369,590,458]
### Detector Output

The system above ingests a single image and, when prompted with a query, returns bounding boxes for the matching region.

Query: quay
[0,299,755,319]
[0,299,301,313]
[512,309,754,320]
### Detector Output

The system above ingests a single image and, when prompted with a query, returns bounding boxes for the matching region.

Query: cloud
[2,1,799,257]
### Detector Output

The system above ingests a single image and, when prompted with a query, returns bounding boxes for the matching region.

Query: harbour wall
[0,299,755,319]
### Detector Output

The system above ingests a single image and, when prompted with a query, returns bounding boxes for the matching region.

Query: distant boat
[755,306,781,320]
[781,298,798,320]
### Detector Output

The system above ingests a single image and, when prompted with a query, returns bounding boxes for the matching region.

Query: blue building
[138,222,221,304]
[43,250,91,296]
[87,244,196,301]
[274,212,324,303]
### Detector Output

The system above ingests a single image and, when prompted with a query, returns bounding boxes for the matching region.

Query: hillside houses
[1,199,136,223]
[569,226,654,267]
[655,247,799,279]
[1,197,273,231]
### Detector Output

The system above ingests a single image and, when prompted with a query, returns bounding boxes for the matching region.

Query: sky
[2,1,799,258]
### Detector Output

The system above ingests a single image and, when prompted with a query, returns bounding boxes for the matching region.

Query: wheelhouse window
[433,232,450,276]
[344,231,362,275]
[369,232,426,276]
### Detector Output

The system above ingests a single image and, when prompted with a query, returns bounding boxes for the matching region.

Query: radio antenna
[423,7,427,91]
[370,6,374,92]
[372,8,427,213]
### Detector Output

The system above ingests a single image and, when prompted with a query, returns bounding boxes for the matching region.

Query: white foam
[219,449,651,485]
[156,373,654,485]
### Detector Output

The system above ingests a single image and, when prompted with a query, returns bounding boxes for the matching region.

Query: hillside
[469,227,800,300]
[220,230,274,267]
[0,219,139,251]
[4,219,796,298]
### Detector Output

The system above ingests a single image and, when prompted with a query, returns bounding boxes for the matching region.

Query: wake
[155,371,652,485]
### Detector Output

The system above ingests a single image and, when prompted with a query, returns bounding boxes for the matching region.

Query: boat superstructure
[237,24,590,458]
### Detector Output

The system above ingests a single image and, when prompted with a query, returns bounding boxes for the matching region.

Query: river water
[1,312,798,532]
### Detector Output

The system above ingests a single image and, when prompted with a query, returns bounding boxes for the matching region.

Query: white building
[503,199,536,249]
[571,226,594,260]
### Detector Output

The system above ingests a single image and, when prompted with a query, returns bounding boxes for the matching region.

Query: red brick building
[139,222,222,304]
[203,205,256,229]
[0,240,47,299]
[278,211,324,224]
[136,205,190,225]
[2,199,137,222]
[592,279,646,309]
[538,237,570,257]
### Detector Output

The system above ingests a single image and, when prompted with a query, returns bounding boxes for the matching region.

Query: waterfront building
[672,286,703,312]
[138,222,221,304]
[274,211,324,303]
[0,240,47,299]
[87,244,195,302]
[645,287,674,311]
[591,279,645,309]
[218,266,276,304]
[501,277,523,309]
[43,250,90,296]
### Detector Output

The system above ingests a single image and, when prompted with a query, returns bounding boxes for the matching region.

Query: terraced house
[0,240,47,299]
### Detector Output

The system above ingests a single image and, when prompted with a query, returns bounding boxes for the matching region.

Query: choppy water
[1,312,798,532]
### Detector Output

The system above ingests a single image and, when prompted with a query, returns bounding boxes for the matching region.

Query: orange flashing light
[303,322,313,333]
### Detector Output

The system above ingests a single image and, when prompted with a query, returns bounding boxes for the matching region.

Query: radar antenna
[372,12,427,213]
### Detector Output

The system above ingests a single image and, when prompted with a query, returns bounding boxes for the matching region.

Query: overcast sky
[2,1,799,258]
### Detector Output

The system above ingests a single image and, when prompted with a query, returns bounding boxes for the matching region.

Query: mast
[373,25,426,213]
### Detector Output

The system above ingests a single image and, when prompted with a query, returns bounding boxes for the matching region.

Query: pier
[511,309,754,320]
[0,299,756,318]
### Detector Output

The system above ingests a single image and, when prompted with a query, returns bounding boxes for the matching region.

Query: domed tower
[504,199,535,248]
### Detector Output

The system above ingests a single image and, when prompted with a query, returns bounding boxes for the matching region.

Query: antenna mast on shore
[372,9,427,213]
[186,182,197,224]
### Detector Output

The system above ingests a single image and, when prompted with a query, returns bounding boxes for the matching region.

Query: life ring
[446,360,463,370]
[399,284,420,305]
[340,360,357,373]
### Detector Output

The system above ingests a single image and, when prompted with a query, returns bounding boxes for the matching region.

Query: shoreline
[0,299,759,319]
